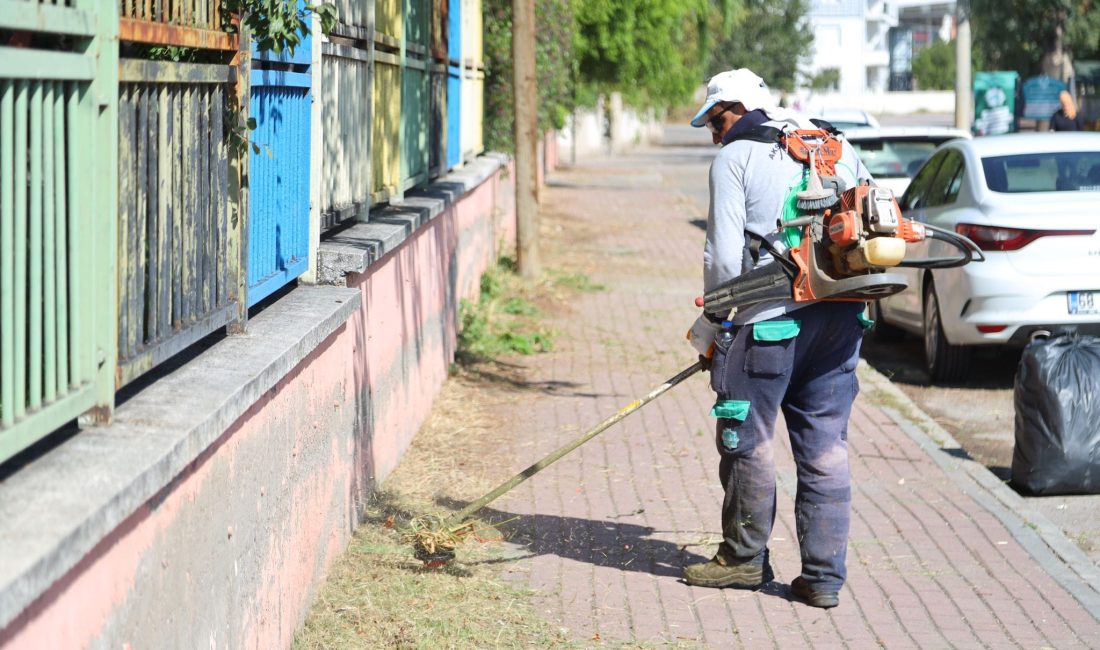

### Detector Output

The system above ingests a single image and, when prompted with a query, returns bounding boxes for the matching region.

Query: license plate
[1068,291,1100,314]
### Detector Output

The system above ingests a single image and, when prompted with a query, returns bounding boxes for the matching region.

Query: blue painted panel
[447,0,461,63]
[447,64,462,169]
[247,82,312,306]
[251,69,312,89]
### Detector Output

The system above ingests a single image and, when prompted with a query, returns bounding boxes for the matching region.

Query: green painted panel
[400,62,429,188]
[372,59,402,203]
[0,0,117,463]
[0,1,96,36]
[0,46,95,81]
[404,0,429,48]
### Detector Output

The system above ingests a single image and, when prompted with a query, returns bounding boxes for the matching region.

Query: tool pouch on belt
[745,320,800,378]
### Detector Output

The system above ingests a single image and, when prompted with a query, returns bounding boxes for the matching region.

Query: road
[661,119,1100,566]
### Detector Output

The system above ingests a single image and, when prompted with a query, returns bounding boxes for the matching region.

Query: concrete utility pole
[513,0,540,278]
[954,0,972,130]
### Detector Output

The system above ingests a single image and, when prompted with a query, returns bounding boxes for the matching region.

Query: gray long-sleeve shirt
[704,119,872,324]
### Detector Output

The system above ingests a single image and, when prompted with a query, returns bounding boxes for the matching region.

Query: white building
[806,1,956,94]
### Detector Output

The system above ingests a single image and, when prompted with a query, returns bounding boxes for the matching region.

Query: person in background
[1050,90,1085,131]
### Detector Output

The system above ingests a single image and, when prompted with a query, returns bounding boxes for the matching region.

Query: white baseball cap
[690,68,774,127]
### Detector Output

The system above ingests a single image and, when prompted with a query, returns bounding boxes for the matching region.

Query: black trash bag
[1011,334,1100,496]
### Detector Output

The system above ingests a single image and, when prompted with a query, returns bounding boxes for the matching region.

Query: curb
[857,361,1100,622]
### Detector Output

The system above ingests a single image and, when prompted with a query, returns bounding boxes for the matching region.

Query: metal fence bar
[52,80,69,395]
[65,80,85,394]
[117,86,133,360]
[1,79,12,428]
[28,81,43,412]
[13,80,28,422]
[42,82,56,404]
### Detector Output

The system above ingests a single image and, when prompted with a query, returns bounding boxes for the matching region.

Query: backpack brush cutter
[701,126,985,320]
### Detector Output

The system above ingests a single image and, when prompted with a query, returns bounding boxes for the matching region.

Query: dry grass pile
[293,344,574,648]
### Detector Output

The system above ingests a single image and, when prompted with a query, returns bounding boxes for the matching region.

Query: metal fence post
[83,0,120,425]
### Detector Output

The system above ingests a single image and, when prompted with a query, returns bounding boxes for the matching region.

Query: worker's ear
[732,103,748,116]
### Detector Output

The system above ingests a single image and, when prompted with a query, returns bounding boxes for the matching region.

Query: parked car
[817,108,880,131]
[869,132,1100,382]
[844,126,972,195]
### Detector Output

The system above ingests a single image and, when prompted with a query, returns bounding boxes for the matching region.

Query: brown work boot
[790,576,840,609]
[682,548,774,589]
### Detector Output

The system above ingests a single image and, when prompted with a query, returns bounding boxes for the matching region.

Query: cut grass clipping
[292,491,568,649]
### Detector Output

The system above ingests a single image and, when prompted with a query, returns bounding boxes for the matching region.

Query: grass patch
[456,257,602,364]
[292,490,570,650]
[546,268,605,293]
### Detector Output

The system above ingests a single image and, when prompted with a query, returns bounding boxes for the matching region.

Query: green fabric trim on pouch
[710,400,751,421]
[781,173,809,249]
[753,320,800,341]
[857,309,875,330]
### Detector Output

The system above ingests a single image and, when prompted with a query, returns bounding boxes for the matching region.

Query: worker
[684,69,873,609]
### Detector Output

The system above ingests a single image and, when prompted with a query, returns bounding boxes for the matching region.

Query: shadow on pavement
[438,499,707,579]
[455,360,611,399]
[859,338,1021,391]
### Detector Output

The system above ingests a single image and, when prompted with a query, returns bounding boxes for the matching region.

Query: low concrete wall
[556,93,663,159]
[0,157,514,650]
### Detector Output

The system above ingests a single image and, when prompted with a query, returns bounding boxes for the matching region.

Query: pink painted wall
[0,165,514,650]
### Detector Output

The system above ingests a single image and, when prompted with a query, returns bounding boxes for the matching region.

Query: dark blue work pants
[709,301,864,591]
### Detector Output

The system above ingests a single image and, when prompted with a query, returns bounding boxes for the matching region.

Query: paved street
[475,127,1100,647]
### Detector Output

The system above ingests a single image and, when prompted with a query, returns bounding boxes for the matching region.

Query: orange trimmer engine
[824,185,927,275]
[786,184,924,303]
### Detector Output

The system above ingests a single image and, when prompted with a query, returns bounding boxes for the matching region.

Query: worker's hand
[686,314,720,358]
[698,354,712,372]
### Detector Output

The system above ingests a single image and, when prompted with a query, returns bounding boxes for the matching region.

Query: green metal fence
[0,0,118,464]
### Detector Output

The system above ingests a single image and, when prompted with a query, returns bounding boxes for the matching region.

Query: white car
[870,133,1100,382]
[817,108,880,131]
[844,126,972,195]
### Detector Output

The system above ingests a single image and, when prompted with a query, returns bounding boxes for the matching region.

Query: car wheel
[866,300,905,342]
[923,285,971,383]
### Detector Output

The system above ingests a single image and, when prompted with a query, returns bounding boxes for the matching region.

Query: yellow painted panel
[472,73,483,154]
[376,0,403,41]
[372,59,402,202]
[460,0,481,64]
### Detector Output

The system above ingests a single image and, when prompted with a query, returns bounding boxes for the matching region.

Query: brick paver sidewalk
[481,132,1100,648]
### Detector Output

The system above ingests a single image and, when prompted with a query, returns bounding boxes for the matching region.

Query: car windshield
[982,151,1100,193]
[847,138,947,178]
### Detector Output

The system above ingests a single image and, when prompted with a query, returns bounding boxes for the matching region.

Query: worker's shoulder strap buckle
[724,125,784,145]
[809,118,840,135]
